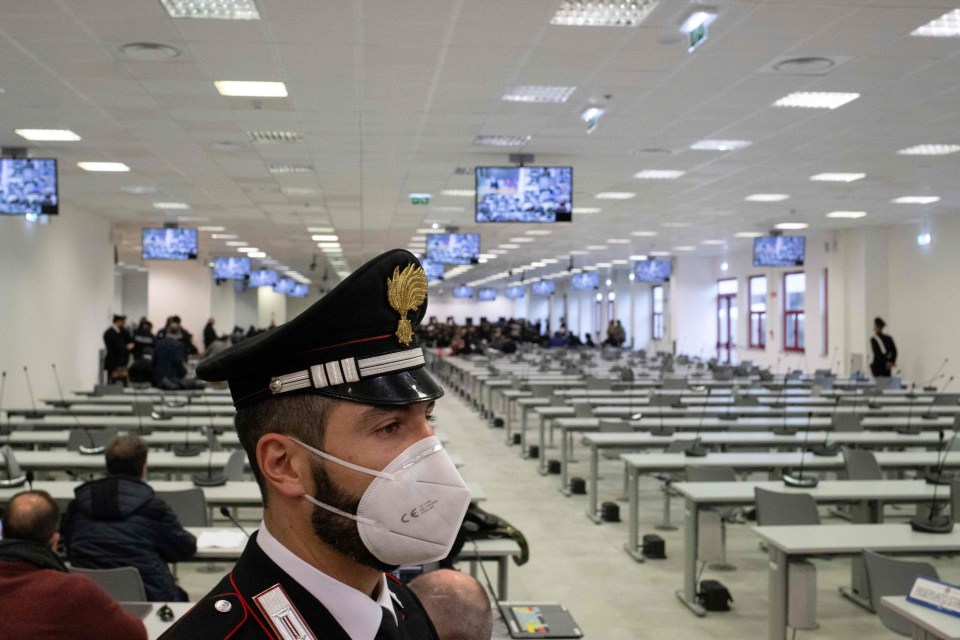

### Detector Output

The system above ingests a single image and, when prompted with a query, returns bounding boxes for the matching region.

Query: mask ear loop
[288,436,395,480]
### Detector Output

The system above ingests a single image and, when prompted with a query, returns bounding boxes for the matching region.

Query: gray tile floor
[179,391,958,639]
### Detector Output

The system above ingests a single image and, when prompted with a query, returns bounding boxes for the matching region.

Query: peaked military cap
[197,249,443,408]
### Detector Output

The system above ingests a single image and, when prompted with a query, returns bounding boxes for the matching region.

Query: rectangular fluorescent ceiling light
[826,211,867,219]
[631,231,658,236]
[248,252,266,258]
[225,241,247,246]
[176,216,207,222]
[629,255,648,260]
[596,262,612,268]
[541,259,559,264]
[774,92,859,109]
[649,251,671,256]
[161,0,260,19]
[612,259,628,265]
[509,237,535,243]
[569,250,589,255]
[312,235,339,242]
[775,222,809,230]
[308,226,334,233]
[78,162,130,172]
[734,232,763,238]
[607,239,630,244]
[317,243,341,249]
[198,226,225,232]
[432,206,465,213]
[247,130,301,143]
[679,7,717,33]
[746,193,790,202]
[502,85,576,103]
[893,196,939,204]
[478,253,497,260]
[897,144,960,156]
[440,189,475,197]
[153,202,190,210]
[634,170,685,179]
[701,240,725,245]
[690,139,750,151]
[215,81,287,97]
[595,192,636,199]
[269,164,313,174]
[237,247,259,253]
[489,249,508,255]
[586,245,608,250]
[911,9,960,37]
[212,234,238,240]
[525,229,552,235]
[15,129,80,141]
[499,244,521,249]
[473,135,531,147]
[283,187,320,195]
[810,172,865,182]
[550,0,659,27]
[673,246,696,251]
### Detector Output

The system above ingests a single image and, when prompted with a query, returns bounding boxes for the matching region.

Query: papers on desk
[197,530,245,549]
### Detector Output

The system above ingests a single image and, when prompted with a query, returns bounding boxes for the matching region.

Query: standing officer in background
[102,313,133,382]
[870,317,898,379]
[161,249,471,640]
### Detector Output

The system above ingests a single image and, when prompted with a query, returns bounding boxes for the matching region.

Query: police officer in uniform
[160,249,471,640]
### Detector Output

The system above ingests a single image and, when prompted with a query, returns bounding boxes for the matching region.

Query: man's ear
[257,434,312,498]
[48,531,60,552]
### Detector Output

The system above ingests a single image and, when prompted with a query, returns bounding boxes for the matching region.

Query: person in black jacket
[102,314,133,381]
[62,434,196,601]
[153,329,188,389]
[870,317,897,379]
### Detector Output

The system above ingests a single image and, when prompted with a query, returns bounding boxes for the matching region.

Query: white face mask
[291,435,471,566]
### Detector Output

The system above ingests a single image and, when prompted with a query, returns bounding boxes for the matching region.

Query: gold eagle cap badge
[387,263,428,346]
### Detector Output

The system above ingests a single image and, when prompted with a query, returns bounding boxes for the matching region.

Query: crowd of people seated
[416,316,628,355]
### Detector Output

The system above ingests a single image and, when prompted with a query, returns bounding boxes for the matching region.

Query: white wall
[147,260,212,342]
[120,271,149,324]
[257,287,287,328]
[0,213,114,406]
[235,287,259,331]
[426,290,518,324]
[671,256,716,359]
[208,279,236,340]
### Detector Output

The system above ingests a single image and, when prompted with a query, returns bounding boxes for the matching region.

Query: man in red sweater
[0,490,147,639]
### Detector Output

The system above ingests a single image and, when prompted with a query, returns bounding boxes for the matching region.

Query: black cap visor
[312,366,444,406]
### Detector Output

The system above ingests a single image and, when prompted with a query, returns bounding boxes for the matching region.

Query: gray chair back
[0,445,26,487]
[598,420,630,434]
[735,395,760,406]
[585,378,611,390]
[131,400,155,417]
[933,393,960,406]
[832,413,863,433]
[156,487,210,527]
[530,384,554,399]
[863,550,939,636]
[573,402,593,418]
[842,447,883,480]
[72,566,147,602]
[665,440,687,453]
[223,449,247,482]
[686,466,736,483]
[754,487,820,526]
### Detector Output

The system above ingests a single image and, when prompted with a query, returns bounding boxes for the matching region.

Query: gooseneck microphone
[192,426,227,487]
[923,420,960,485]
[21,366,43,419]
[911,427,958,533]
[898,383,921,435]
[173,396,204,457]
[52,364,105,455]
[783,412,818,488]
[810,397,842,457]
[0,370,9,438]
[219,506,250,537]
[683,386,709,457]
[925,359,950,392]
[924,376,956,420]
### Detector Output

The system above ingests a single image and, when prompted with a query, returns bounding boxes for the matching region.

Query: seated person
[408,569,493,640]
[0,490,147,639]
[62,434,197,601]
[152,329,188,388]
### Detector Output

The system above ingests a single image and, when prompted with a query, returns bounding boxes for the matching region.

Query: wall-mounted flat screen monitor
[453,285,474,298]
[274,278,296,294]
[505,285,525,300]
[532,280,556,296]
[0,158,58,215]
[478,288,497,301]
[753,236,806,267]
[142,228,198,261]
[213,256,251,280]
[422,259,445,281]
[290,283,309,297]
[426,233,480,265]
[475,166,572,223]
[570,272,600,290]
[634,259,672,282]
[249,269,279,287]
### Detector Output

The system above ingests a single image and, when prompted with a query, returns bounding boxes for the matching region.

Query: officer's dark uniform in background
[160,249,445,640]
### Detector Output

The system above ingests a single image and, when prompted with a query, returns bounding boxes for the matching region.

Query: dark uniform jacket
[62,475,197,601]
[103,326,132,372]
[160,532,439,640]
[870,333,897,377]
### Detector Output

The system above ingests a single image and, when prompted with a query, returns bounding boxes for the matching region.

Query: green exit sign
[688,23,707,51]
[410,193,431,205]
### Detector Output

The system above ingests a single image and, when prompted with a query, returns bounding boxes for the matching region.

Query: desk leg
[498,557,508,600]
[768,546,789,640]
[586,447,603,523]
[559,428,571,494]
[623,466,645,562]
[505,400,514,445]
[840,556,873,611]
[536,417,549,475]
[676,499,706,616]
[656,482,677,531]
[520,410,529,458]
